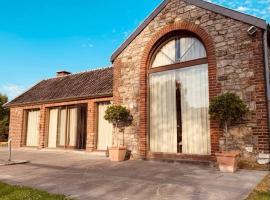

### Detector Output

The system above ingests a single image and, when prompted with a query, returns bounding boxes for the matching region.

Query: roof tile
[5,67,113,107]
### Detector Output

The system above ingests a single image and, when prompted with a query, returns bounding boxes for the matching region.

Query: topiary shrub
[209,92,249,151]
[104,105,133,147]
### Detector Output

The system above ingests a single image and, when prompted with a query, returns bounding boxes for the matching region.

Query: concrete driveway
[0,149,267,200]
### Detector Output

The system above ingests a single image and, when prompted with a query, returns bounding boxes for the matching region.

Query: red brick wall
[251,35,269,152]
[8,97,112,151]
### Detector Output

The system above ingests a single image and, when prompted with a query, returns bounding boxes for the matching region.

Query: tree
[104,105,133,147]
[0,94,9,141]
[209,92,249,151]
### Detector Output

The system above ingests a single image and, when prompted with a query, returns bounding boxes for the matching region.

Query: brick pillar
[86,100,96,151]
[9,108,24,148]
[39,106,47,149]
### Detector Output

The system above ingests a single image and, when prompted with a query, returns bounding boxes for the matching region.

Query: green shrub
[104,105,132,127]
[209,92,249,126]
[209,92,249,150]
[104,105,133,147]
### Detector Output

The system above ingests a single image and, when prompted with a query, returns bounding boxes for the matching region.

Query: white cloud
[123,30,132,38]
[81,43,94,48]
[0,83,27,100]
[236,6,249,12]
[208,0,270,22]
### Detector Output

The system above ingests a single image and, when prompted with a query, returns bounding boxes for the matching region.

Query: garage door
[26,110,40,147]
[97,102,113,150]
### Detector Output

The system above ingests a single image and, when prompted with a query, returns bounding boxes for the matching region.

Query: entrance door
[26,110,40,147]
[97,102,113,150]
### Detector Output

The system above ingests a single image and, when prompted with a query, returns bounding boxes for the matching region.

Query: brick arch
[139,22,221,158]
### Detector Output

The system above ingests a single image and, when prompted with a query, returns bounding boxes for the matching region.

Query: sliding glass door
[150,64,210,155]
[48,105,87,149]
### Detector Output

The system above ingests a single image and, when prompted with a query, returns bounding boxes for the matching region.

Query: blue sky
[0,0,269,100]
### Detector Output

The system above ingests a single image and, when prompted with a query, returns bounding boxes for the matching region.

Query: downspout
[263,24,270,154]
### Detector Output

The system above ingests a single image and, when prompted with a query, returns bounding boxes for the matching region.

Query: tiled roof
[5,67,113,107]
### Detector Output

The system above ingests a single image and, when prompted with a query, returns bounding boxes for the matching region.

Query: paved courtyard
[0,149,267,200]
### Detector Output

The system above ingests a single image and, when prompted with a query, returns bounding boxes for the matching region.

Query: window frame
[148,35,208,74]
[147,33,210,155]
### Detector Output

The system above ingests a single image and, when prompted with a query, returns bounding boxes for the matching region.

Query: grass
[246,173,270,200]
[0,182,72,200]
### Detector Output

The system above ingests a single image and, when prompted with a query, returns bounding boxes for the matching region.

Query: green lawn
[0,182,72,200]
[246,173,270,200]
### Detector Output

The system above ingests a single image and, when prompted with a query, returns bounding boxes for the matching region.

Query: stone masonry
[112,0,270,161]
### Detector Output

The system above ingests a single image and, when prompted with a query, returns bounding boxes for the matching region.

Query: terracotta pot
[215,151,240,173]
[109,147,127,162]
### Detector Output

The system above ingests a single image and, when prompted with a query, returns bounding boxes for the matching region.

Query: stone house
[5,0,270,164]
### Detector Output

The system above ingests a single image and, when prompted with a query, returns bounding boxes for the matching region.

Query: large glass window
[151,37,206,68]
[149,36,210,155]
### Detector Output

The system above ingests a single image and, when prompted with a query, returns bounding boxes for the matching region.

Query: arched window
[151,37,206,68]
[149,35,211,155]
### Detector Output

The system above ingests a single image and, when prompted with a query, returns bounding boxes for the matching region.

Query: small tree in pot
[209,92,249,172]
[104,105,133,162]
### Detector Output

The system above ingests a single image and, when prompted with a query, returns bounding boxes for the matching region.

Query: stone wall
[113,0,269,161]
[9,97,112,151]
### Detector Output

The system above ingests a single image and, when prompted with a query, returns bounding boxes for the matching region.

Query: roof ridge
[5,66,113,108]
[44,66,112,81]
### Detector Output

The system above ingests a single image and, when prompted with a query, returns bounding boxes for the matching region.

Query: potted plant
[209,92,249,172]
[104,105,133,162]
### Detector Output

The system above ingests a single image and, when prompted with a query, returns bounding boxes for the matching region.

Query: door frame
[47,104,87,150]
[24,109,40,147]
[96,101,112,151]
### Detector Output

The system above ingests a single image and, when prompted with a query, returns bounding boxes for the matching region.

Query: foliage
[104,105,132,127]
[0,182,72,200]
[246,173,270,200]
[104,105,133,147]
[0,94,9,141]
[209,92,249,127]
[209,92,249,151]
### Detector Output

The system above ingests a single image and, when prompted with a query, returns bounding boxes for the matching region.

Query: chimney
[57,70,71,77]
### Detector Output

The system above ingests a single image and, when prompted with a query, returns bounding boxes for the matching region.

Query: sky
[0,0,269,100]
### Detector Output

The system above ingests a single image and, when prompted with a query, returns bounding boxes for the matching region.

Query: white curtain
[68,107,78,147]
[48,108,58,148]
[97,103,113,150]
[176,64,210,155]
[26,110,40,147]
[150,71,177,153]
[149,65,210,155]
[59,108,67,146]
[152,37,206,68]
